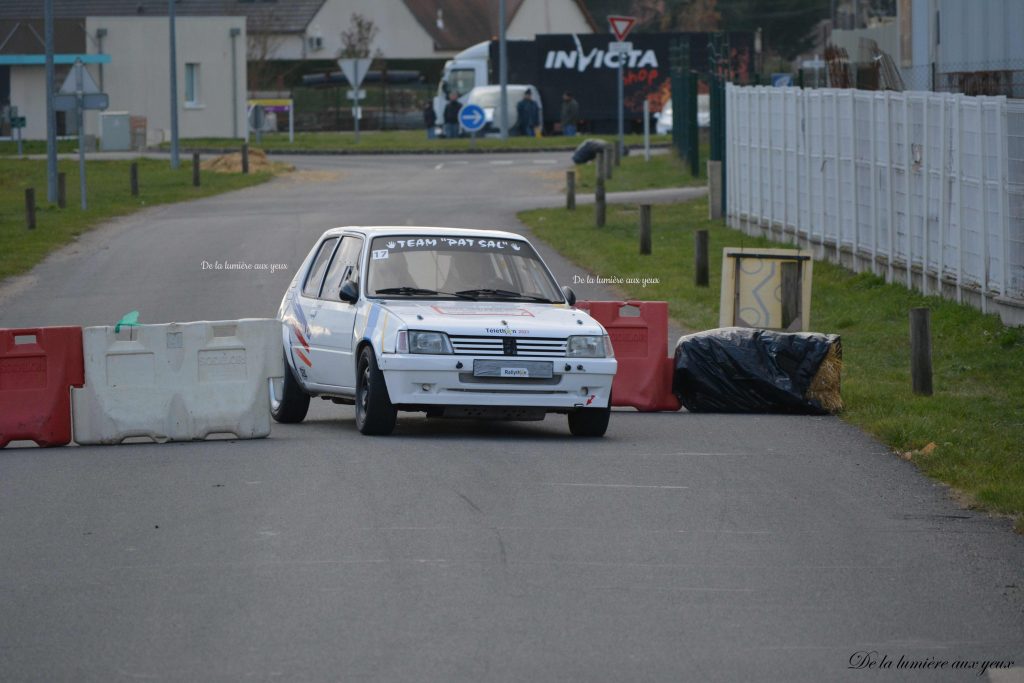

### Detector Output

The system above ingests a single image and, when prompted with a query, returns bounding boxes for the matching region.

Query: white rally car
[273,227,617,436]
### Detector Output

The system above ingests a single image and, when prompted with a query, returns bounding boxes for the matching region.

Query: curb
[150,143,673,157]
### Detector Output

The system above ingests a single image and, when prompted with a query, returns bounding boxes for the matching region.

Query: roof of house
[402,0,597,52]
[0,0,599,51]
[0,1,325,33]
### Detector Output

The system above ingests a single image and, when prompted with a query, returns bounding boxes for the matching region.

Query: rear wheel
[271,352,310,424]
[568,397,611,437]
[355,346,397,435]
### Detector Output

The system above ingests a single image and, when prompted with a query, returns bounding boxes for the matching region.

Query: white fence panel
[726,84,1024,324]
[72,319,284,445]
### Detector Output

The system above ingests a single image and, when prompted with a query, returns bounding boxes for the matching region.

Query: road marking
[434,163,444,170]
[543,482,689,490]
[357,526,769,534]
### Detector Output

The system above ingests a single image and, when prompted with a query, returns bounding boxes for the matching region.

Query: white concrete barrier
[72,319,284,444]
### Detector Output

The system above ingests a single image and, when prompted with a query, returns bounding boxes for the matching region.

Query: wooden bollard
[192,152,201,187]
[910,308,933,396]
[241,144,249,174]
[25,188,36,230]
[604,144,613,181]
[130,162,139,197]
[695,229,709,287]
[566,170,576,211]
[57,172,66,209]
[613,141,621,167]
[639,205,651,254]
[595,166,606,228]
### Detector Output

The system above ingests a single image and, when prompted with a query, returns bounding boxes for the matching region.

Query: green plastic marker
[114,310,139,333]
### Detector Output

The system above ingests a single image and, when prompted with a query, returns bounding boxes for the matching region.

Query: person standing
[423,100,437,139]
[516,89,540,137]
[560,91,579,136]
[443,91,462,139]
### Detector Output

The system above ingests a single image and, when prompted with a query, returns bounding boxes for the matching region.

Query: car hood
[374,300,606,337]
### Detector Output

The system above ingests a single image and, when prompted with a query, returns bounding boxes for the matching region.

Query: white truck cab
[274,227,617,436]
[433,41,490,127]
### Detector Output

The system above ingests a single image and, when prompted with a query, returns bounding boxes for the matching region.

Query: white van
[462,85,544,135]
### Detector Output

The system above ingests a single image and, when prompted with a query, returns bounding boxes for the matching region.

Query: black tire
[271,352,310,424]
[356,346,397,436]
[568,397,611,437]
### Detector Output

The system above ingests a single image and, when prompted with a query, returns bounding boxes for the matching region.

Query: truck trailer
[434,32,754,135]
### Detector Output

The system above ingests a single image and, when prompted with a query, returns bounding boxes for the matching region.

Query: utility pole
[230,27,240,139]
[44,0,57,203]
[498,0,509,140]
[169,0,180,169]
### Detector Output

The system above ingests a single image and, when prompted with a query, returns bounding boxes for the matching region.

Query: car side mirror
[561,285,577,307]
[339,280,359,304]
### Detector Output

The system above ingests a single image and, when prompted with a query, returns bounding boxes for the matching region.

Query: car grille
[448,335,567,357]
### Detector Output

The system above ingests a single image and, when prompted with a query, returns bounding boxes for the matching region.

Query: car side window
[302,237,339,298]
[321,236,364,302]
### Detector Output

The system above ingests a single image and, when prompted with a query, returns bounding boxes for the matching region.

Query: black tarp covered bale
[672,327,843,414]
[571,139,607,164]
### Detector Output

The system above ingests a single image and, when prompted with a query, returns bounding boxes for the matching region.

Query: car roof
[320,226,527,241]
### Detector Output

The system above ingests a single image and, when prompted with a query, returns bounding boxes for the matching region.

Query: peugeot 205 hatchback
[273,227,617,436]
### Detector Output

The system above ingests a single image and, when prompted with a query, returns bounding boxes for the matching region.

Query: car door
[306,235,363,389]
[294,236,339,384]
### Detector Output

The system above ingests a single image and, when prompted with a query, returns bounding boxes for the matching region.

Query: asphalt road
[1,152,1022,682]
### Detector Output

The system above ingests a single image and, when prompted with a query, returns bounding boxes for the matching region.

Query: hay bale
[806,338,844,414]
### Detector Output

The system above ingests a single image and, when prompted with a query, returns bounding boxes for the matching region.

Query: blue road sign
[459,104,486,133]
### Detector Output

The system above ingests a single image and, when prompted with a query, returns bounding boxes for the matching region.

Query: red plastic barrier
[0,327,84,447]
[577,301,681,412]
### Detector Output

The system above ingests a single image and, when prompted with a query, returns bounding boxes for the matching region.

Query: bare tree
[247,10,287,91]
[632,0,721,32]
[339,13,380,59]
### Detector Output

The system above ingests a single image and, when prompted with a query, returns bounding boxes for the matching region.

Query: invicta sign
[543,47,659,72]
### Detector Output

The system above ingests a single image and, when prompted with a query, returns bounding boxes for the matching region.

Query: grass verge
[574,147,707,194]
[0,139,79,156]
[1,158,276,280]
[519,196,1024,531]
[158,130,671,154]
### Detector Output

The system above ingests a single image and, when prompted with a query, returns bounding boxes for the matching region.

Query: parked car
[274,227,617,436]
[654,95,711,135]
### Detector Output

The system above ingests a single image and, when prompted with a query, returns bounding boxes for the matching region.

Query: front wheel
[567,398,611,437]
[271,352,310,424]
[355,346,397,436]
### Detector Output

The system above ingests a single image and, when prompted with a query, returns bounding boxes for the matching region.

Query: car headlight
[567,335,610,358]
[402,330,453,355]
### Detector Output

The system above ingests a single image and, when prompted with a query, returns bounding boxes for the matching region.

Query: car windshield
[367,235,564,303]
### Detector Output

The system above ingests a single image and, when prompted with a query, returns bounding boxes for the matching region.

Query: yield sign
[607,15,636,42]
[337,57,372,88]
[59,61,101,94]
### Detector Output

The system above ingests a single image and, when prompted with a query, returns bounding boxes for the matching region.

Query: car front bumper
[378,354,616,410]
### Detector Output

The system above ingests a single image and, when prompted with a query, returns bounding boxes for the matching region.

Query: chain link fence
[291,82,435,132]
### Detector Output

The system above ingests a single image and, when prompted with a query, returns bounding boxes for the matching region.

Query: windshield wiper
[455,288,555,303]
[375,286,473,298]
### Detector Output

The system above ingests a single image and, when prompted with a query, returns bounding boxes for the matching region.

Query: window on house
[185,63,200,105]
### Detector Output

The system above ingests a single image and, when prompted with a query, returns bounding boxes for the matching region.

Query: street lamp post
[169,0,180,169]
[498,0,509,141]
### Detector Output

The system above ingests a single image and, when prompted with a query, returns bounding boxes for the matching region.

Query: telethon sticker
[372,249,389,260]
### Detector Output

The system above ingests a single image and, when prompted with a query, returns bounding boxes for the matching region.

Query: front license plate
[473,359,553,379]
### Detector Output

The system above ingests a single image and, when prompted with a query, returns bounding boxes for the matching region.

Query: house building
[258,0,597,62]
[1,2,246,141]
